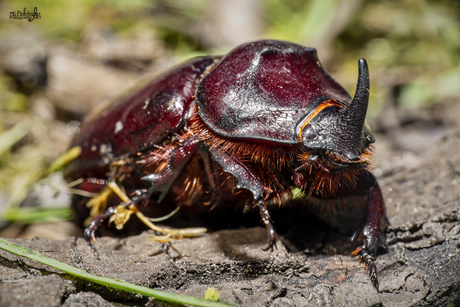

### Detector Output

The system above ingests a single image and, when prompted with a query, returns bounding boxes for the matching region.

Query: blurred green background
[0,0,459,235]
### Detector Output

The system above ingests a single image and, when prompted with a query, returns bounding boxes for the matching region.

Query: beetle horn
[332,58,370,161]
[299,58,373,161]
[345,58,370,129]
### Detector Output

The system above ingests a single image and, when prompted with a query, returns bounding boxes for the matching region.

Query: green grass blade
[0,123,29,156]
[47,146,82,173]
[3,207,71,224]
[0,238,234,307]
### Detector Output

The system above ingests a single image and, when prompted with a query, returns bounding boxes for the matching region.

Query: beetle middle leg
[258,199,277,251]
[206,146,277,251]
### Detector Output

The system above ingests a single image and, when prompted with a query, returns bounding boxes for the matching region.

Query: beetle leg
[85,206,116,243]
[84,188,147,243]
[84,184,206,243]
[142,137,200,202]
[198,144,223,208]
[351,175,388,290]
[208,147,264,199]
[258,199,277,251]
[207,147,277,251]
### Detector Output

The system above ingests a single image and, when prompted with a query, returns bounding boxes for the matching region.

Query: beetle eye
[302,125,316,141]
[365,131,375,144]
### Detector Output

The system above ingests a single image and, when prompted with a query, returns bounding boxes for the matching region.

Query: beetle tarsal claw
[351,243,379,290]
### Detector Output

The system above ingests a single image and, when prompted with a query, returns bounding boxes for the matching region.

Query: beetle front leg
[208,147,277,251]
[351,176,388,289]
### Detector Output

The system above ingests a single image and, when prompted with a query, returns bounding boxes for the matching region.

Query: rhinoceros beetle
[67,40,388,288]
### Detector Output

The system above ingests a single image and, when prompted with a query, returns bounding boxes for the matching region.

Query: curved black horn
[346,58,370,127]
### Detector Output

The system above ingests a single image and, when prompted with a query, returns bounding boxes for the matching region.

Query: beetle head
[300,58,374,162]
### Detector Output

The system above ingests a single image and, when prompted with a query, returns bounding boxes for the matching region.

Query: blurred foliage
[4,207,70,224]
[0,0,459,226]
[265,0,341,44]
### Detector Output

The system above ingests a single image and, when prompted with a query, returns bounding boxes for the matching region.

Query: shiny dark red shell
[68,56,216,176]
[196,40,351,144]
